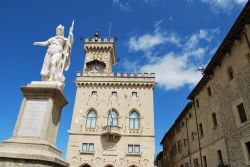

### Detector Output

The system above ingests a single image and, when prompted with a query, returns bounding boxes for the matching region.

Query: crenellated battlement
[84,37,115,43]
[76,71,155,78]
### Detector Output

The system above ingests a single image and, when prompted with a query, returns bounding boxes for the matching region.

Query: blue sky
[0,0,247,158]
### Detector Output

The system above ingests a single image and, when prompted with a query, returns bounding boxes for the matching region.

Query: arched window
[129,111,139,129]
[107,111,118,126]
[86,111,96,128]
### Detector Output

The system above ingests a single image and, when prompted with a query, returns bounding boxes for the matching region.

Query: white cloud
[184,28,219,58]
[126,27,220,91]
[198,0,247,12]
[141,53,201,90]
[128,33,179,52]
[128,21,181,52]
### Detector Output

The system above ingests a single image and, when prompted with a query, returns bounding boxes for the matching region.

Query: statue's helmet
[56,24,64,36]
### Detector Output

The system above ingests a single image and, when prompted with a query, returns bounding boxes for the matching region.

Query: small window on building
[134,145,140,153]
[196,99,200,108]
[185,162,189,167]
[237,103,247,124]
[128,144,140,153]
[91,91,97,97]
[128,145,133,153]
[199,123,204,137]
[245,141,250,159]
[217,150,223,164]
[132,92,137,98]
[82,143,94,152]
[89,143,94,152]
[203,156,208,167]
[207,86,212,96]
[112,91,117,98]
[82,143,87,152]
[212,112,218,128]
[227,67,234,80]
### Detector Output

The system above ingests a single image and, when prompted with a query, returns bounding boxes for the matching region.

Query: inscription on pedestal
[18,99,48,137]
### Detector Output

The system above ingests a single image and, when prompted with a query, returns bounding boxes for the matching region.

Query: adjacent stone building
[66,34,155,167]
[157,1,250,167]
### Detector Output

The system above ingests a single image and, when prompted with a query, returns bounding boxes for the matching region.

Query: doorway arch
[80,164,91,167]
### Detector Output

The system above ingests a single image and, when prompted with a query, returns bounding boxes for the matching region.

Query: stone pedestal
[0,82,69,167]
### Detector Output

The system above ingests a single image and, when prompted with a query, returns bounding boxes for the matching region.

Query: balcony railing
[101,126,122,141]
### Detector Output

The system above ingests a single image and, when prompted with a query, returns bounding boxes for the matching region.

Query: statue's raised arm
[33,22,74,85]
[33,41,49,46]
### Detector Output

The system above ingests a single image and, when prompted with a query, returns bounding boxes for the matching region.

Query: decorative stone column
[0,82,69,167]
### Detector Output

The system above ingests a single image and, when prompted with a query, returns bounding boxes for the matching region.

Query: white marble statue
[33,21,74,84]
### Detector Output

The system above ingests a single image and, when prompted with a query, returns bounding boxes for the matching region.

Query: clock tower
[83,32,116,74]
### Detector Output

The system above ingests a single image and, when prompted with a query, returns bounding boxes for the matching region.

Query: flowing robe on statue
[40,36,68,81]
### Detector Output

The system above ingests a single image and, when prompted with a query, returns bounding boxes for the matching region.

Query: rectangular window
[128,145,133,153]
[203,156,207,167]
[237,103,247,123]
[112,91,117,98]
[132,92,137,98]
[217,150,223,164]
[134,145,140,153]
[91,91,97,97]
[212,113,218,128]
[199,123,204,137]
[82,143,94,152]
[207,86,212,96]
[89,143,94,152]
[82,143,87,151]
[246,141,250,159]
[128,145,140,153]
[196,99,200,108]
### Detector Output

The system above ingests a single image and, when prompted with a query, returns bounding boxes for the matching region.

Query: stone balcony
[101,126,122,141]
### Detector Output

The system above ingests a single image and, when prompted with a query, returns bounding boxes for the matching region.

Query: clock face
[91,63,101,72]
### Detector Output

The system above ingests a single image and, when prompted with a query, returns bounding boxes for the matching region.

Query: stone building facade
[66,35,155,167]
[157,2,250,167]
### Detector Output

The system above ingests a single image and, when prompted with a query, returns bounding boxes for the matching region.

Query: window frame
[128,144,140,154]
[82,143,94,152]
[91,91,97,97]
[207,86,212,97]
[212,112,218,128]
[86,111,97,129]
[112,91,117,98]
[132,92,138,98]
[237,103,247,124]
[199,123,204,137]
[129,111,140,129]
